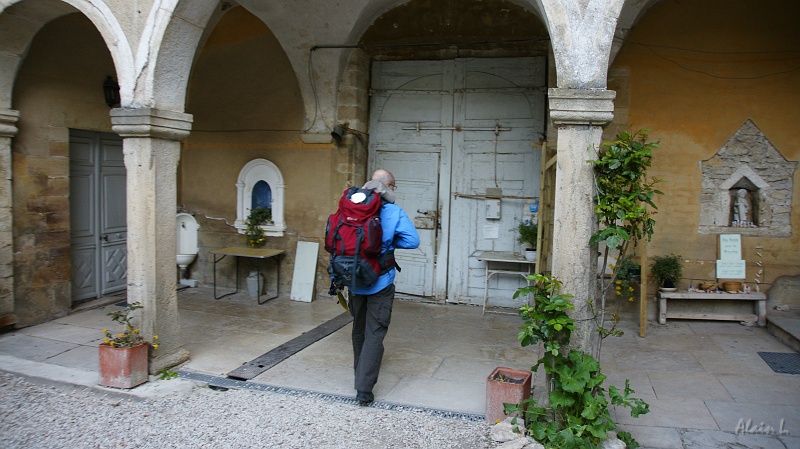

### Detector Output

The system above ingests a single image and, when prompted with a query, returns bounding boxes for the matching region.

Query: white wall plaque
[716,259,746,279]
[719,234,741,261]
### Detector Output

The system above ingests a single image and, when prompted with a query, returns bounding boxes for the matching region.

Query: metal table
[474,251,536,315]
[210,247,285,304]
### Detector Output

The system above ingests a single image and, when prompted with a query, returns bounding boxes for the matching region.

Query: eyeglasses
[388,183,396,191]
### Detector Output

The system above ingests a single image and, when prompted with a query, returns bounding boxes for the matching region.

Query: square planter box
[98,342,149,389]
[486,366,532,423]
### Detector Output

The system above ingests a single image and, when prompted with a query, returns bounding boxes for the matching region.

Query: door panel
[376,151,439,297]
[370,58,545,304]
[100,139,127,294]
[70,131,126,301]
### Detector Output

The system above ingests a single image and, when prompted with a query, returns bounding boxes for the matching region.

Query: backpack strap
[378,249,399,275]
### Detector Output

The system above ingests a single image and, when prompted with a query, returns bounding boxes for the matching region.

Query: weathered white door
[370,58,545,305]
[69,130,127,302]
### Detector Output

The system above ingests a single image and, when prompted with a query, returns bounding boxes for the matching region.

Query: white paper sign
[716,259,746,279]
[483,224,499,239]
[719,234,741,261]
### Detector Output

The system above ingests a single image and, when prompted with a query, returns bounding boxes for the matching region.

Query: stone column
[0,109,19,331]
[111,108,192,373]
[548,88,615,356]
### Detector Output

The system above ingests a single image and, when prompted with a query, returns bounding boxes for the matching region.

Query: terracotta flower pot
[486,366,532,423]
[98,342,149,389]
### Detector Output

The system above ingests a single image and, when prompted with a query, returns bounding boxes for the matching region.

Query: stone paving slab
[612,397,718,430]
[716,373,800,406]
[705,401,799,436]
[681,428,788,449]
[0,333,79,362]
[648,371,733,401]
[16,321,102,345]
[382,375,486,415]
[615,424,683,449]
[45,344,99,370]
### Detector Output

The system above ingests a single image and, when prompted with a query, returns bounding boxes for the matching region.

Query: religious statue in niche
[731,188,753,227]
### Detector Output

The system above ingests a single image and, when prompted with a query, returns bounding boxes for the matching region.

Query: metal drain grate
[758,352,800,374]
[177,370,484,422]
[227,312,353,380]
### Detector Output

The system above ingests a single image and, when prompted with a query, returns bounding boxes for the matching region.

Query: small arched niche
[699,120,797,237]
[234,159,286,237]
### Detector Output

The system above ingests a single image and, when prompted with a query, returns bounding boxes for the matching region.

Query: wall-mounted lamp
[331,124,346,143]
[103,76,120,108]
[331,123,368,146]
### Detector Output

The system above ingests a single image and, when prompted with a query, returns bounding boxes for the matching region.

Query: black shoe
[356,391,374,406]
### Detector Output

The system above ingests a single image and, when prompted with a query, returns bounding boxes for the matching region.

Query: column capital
[110,108,193,140]
[0,109,20,138]
[548,88,616,126]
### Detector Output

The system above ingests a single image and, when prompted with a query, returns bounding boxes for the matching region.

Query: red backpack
[325,187,393,290]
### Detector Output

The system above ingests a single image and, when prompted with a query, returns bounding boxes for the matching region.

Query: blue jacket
[350,202,420,295]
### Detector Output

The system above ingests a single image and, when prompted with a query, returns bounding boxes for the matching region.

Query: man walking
[349,169,419,406]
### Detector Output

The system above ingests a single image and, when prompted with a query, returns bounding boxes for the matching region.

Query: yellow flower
[615,280,622,285]
[117,333,124,339]
[102,328,108,333]
[126,325,132,330]
[152,344,159,350]
[103,337,110,344]
[109,341,115,346]
[133,329,139,334]
[153,335,159,340]
[629,286,634,292]
[628,297,634,302]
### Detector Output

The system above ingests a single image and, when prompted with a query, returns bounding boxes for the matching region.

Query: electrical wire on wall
[618,41,800,80]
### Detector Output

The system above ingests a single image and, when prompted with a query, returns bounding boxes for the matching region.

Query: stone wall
[699,120,797,238]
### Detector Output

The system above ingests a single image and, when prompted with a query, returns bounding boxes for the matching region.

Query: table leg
[482,264,489,315]
[658,297,667,324]
[756,300,766,327]
[257,256,280,305]
[213,254,239,300]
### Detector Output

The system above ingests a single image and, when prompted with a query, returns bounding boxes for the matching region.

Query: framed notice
[719,234,741,261]
[716,259,746,279]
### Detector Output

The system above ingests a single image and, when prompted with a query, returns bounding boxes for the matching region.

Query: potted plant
[244,206,272,247]
[99,302,158,389]
[651,254,682,291]
[517,218,538,262]
[486,366,532,423]
[613,255,641,302]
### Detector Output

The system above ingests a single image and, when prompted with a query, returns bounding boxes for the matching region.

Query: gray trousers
[350,284,394,394]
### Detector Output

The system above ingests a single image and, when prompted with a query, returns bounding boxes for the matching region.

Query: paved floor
[0,286,798,448]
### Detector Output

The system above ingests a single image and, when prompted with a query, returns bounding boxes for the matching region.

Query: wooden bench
[657,291,767,326]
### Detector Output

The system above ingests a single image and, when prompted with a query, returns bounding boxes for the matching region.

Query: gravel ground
[0,372,498,449]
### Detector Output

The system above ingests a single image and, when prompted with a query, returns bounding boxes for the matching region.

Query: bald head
[371,169,395,188]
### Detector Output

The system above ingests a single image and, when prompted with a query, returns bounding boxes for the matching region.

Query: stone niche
[699,120,797,237]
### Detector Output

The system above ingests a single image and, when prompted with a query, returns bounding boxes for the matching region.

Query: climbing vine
[507,274,649,449]
[589,128,663,349]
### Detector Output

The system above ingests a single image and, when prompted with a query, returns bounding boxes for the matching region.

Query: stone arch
[0,0,134,109]
[539,0,625,88]
[145,0,218,110]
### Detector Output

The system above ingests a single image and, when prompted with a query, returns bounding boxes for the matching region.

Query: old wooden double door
[69,130,127,302]
[369,57,545,306]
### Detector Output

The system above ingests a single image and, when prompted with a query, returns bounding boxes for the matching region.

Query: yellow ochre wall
[180,7,353,294]
[608,0,800,293]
